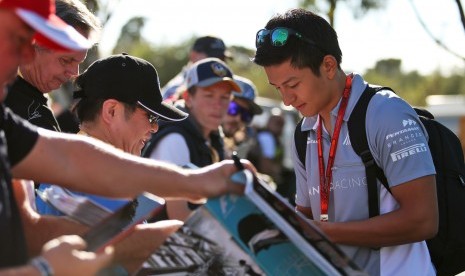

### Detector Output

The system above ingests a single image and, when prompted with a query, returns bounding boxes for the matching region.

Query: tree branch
[408,0,465,62]
[455,0,465,33]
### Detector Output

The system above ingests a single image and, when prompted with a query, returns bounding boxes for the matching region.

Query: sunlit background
[99,0,465,75]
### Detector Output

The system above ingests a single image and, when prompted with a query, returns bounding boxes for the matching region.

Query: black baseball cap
[192,36,232,60]
[74,53,188,121]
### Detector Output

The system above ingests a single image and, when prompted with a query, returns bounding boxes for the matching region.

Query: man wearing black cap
[36,54,188,273]
[191,36,232,60]
[72,53,187,154]
[38,53,187,210]
[162,35,232,101]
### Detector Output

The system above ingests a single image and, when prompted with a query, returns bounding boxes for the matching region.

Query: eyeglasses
[256,27,318,48]
[136,103,160,125]
[147,113,160,125]
[227,101,253,123]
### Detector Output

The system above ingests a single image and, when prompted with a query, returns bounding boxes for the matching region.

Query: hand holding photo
[82,192,165,252]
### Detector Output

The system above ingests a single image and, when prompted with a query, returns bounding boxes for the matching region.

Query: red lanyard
[317,74,353,222]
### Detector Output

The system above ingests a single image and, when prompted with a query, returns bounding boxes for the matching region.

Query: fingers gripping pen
[232,151,244,171]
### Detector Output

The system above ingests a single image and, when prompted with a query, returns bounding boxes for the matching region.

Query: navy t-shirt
[0,104,39,267]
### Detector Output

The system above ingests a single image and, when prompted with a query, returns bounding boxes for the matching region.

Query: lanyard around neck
[317,74,353,222]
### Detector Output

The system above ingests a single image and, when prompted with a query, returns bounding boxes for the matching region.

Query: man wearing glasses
[253,8,437,276]
[35,53,189,272]
[37,53,187,210]
[71,53,187,156]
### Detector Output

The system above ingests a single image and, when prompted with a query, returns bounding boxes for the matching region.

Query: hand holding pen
[232,151,244,171]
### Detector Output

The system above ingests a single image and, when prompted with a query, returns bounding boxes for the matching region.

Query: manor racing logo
[390,143,428,162]
[385,126,421,141]
[402,119,416,127]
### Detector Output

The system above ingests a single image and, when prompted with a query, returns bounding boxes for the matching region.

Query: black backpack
[294,85,465,276]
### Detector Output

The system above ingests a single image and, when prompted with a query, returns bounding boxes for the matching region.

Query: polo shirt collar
[300,73,368,133]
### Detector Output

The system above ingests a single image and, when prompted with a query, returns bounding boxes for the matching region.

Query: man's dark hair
[55,0,101,40]
[72,98,105,123]
[253,8,342,76]
[72,99,136,123]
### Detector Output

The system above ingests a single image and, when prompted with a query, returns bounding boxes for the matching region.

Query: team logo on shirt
[342,133,351,146]
[27,101,42,120]
[385,119,424,148]
[305,135,351,145]
[385,126,421,141]
[307,137,317,144]
[402,119,417,127]
[390,143,428,162]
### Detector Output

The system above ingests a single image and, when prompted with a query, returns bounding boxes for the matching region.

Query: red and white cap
[0,0,92,51]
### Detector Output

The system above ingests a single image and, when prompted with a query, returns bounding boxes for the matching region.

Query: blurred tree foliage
[298,0,386,26]
[112,22,278,101]
[83,0,464,108]
[113,17,146,54]
[364,58,465,106]
[81,0,121,72]
[112,15,465,107]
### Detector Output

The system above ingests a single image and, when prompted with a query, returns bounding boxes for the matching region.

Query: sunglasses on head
[227,101,253,123]
[256,27,319,49]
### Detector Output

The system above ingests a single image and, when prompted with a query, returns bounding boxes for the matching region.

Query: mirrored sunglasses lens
[228,101,240,116]
[271,28,289,46]
[149,114,159,124]
[256,29,269,47]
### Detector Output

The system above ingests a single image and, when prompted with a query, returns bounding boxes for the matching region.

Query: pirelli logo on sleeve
[390,143,428,162]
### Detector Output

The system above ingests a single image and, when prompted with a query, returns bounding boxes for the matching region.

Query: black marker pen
[232,151,244,170]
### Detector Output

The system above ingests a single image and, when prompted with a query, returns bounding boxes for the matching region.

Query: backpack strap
[348,85,391,218]
[414,107,434,120]
[294,118,309,167]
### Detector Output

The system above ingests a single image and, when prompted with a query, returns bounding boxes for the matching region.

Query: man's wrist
[30,256,54,276]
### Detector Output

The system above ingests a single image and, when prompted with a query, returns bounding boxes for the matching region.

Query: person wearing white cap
[0,0,251,274]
